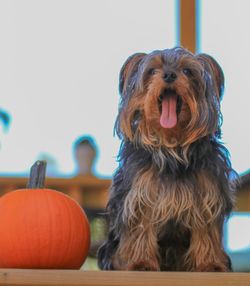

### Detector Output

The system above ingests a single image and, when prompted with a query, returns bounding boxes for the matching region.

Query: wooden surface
[180,0,196,53]
[0,270,249,286]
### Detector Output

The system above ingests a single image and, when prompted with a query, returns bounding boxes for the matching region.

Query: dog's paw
[128,260,160,271]
[196,263,229,272]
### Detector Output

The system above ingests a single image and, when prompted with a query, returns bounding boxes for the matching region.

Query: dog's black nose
[163,72,177,83]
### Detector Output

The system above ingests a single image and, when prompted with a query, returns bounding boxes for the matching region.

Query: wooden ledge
[0,269,249,286]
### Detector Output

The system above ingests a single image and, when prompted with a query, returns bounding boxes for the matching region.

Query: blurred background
[0,0,249,271]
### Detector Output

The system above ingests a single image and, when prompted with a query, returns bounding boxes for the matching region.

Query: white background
[201,0,250,176]
[0,0,176,177]
[0,0,249,177]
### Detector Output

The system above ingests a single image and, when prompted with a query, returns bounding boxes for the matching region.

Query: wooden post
[179,0,197,53]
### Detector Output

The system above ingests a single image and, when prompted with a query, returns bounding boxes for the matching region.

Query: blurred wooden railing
[0,176,111,209]
[237,173,250,212]
[0,175,249,211]
[237,191,250,212]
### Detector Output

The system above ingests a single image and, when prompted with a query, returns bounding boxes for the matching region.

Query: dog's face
[116,47,224,148]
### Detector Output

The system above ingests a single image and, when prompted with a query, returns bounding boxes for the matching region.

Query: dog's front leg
[184,226,231,272]
[112,223,160,271]
[97,228,119,270]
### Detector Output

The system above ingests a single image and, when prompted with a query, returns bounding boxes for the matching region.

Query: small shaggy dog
[98,47,236,271]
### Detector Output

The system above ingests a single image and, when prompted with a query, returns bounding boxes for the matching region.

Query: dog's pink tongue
[160,96,177,129]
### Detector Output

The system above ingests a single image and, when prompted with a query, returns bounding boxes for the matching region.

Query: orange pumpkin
[0,161,90,269]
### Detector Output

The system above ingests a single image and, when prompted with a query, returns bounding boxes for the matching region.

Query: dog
[98,47,236,271]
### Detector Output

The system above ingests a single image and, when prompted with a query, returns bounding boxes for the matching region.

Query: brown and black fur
[98,47,236,271]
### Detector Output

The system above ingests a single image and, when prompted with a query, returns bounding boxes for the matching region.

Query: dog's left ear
[197,54,224,99]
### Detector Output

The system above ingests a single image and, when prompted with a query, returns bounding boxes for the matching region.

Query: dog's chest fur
[122,165,224,234]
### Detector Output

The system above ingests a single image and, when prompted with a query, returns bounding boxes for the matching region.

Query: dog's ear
[197,54,224,100]
[119,53,146,95]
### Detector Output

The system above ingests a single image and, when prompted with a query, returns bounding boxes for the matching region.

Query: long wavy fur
[98,47,237,271]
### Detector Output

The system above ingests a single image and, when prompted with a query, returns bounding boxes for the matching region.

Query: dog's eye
[183,68,192,77]
[148,68,157,75]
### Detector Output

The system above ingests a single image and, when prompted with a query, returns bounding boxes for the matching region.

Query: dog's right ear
[196,53,224,100]
[119,53,146,95]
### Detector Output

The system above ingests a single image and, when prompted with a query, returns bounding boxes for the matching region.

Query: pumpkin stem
[27,160,47,188]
